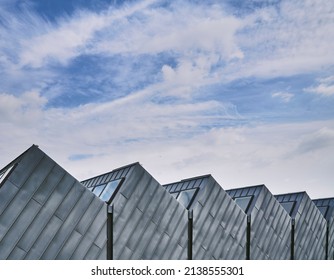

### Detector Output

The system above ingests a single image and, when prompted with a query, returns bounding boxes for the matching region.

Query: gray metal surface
[313,198,334,260]
[82,163,188,260]
[164,175,247,259]
[1,145,332,260]
[227,185,291,259]
[275,192,327,259]
[0,145,106,260]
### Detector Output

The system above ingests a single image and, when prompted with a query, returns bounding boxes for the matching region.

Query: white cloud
[271,91,294,102]
[0,0,157,68]
[0,91,47,124]
[305,76,334,96]
[1,87,333,199]
[0,0,334,201]
[292,127,334,155]
[18,12,106,67]
[227,0,334,80]
[2,0,333,99]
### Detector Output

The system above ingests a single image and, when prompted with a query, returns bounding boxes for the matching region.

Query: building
[81,163,188,260]
[0,145,106,259]
[226,185,291,259]
[313,197,334,260]
[163,175,247,259]
[0,145,332,260]
[275,192,327,259]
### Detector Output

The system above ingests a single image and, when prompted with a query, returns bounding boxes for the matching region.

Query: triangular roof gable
[162,174,211,209]
[274,192,306,218]
[226,185,265,215]
[0,145,38,187]
[313,197,334,221]
[0,145,107,260]
[81,162,139,204]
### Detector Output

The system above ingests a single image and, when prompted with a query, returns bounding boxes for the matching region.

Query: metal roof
[313,197,334,221]
[0,145,107,260]
[81,162,137,188]
[83,163,189,260]
[275,191,327,259]
[226,185,291,259]
[164,175,247,259]
[1,145,333,260]
[226,185,265,215]
[274,192,306,218]
[163,175,211,210]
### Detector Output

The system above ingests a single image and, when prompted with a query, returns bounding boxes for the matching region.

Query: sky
[0,0,333,199]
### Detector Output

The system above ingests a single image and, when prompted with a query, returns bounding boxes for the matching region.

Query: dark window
[177,189,198,209]
[235,196,253,213]
[92,184,107,196]
[317,206,328,218]
[100,179,123,202]
[280,201,295,215]
[0,164,15,186]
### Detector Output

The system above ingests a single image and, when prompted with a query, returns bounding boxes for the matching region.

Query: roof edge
[0,144,39,174]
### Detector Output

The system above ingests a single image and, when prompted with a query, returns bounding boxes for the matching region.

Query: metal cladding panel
[313,198,334,259]
[276,192,327,259]
[101,164,188,260]
[81,164,135,189]
[70,203,106,260]
[250,187,290,260]
[0,146,107,260]
[17,174,76,253]
[0,180,19,216]
[191,176,247,260]
[295,195,326,260]
[227,185,291,260]
[41,187,96,259]
[329,215,334,260]
[313,198,334,222]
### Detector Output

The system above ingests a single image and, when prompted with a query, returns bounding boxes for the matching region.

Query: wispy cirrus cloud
[0,0,334,198]
[227,0,334,80]
[271,91,294,103]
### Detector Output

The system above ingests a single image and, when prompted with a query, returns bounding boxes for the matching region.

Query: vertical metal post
[326,221,329,260]
[246,215,251,260]
[107,204,113,260]
[188,210,193,260]
[291,219,295,260]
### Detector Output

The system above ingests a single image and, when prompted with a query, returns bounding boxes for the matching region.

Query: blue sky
[1,0,334,198]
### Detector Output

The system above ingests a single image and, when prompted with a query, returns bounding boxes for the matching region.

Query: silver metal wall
[227,185,291,260]
[164,175,247,259]
[83,163,189,260]
[275,192,327,259]
[0,145,107,260]
[1,145,332,260]
[313,198,334,260]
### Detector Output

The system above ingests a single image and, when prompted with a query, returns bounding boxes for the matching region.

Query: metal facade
[313,198,334,260]
[82,163,188,260]
[164,175,247,259]
[1,145,332,260]
[0,145,106,260]
[275,192,327,259]
[226,185,291,260]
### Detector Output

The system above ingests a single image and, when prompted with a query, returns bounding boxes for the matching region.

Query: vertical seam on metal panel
[0,156,52,249]
[43,186,89,259]
[71,202,106,260]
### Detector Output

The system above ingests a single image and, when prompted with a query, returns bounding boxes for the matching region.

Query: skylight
[91,178,123,204]
[280,201,296,216]
[235,196,253,213]
[0,164,15,187]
